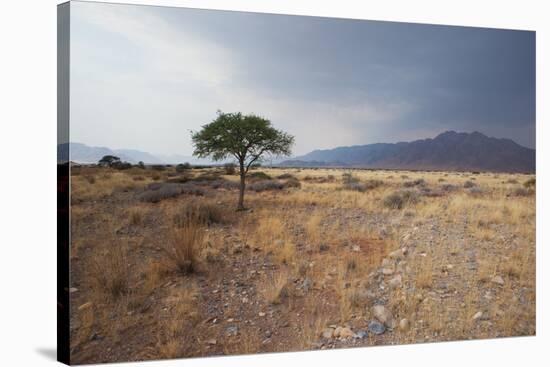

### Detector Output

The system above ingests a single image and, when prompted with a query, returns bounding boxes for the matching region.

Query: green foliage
[98,155,120,167]
[191,111,294,171]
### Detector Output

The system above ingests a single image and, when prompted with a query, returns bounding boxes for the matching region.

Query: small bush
[139,183,204,203]
[383,193,404,209]
[209,179,240,190]
[506,178,519,184]
[468,187,484,196]
[403,178,425,188]
[342,172,359,185]
[364,179,384,190]
[383,190,420,209]
[248,180,284,192]
[523,178,536,189]
[151,165,166,171]
[176,163,191,173]
[282,177,301,189]
[169,224,204,275]
[223,163,237,175]
[84,175,96,184]
[441,184,458,192]
[91,244,129,299]
[463,180,476,188]
[511,187,532,197]
[276,173,297,180]
[173,201,227,227]
[249,171,272,181]
[344,182,367,192]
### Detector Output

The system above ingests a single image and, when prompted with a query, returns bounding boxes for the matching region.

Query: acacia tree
[191,111,294,210]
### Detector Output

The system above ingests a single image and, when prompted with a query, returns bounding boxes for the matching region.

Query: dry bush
[139,183,204,203]
[276,173,297,180]
[274,241,296,265]
[248,180,284,192]
[90,243,130,299]
[463,180,476,188]
[248,171,272,180]
[263,270,290,305]
[127,207,147,226]
[523,177,535,188]
[173,201,228,227]
[383,190,420,209]
[403,178,425,187]
[342,172,359,185]
[167,224,205,275]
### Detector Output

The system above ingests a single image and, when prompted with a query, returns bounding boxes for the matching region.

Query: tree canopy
[191,111,294,209]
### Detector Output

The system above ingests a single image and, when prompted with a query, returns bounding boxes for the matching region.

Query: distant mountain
[280,131,535,173]
[57,142,223,165]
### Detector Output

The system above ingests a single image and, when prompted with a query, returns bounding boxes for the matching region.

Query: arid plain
[68,165,535,364]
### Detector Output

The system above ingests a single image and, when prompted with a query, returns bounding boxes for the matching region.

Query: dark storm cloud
[71,2,535,155]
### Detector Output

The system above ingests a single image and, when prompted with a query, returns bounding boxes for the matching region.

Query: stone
[78,302,93,312]
[472,311,484,320]
[372,305,393,326]
[206,339,217,345]
[368,320,386,335]
[333,326,343,338]
[265,330,272,338]
[258,312,266,317]
[355,330,368,339]
[399,318,410,331]
[338,327,355,339]
[382,268,394,275]
[388,275,402,289]
[381,258,392,268]
[226,326,239,336]
[69,287,78,293]
[491,275,505,286]
[388,249,404,260]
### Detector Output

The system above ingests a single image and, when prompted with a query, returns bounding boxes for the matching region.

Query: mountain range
[280,131,535,173]
[59,131,535,173]
[57,142,214,165]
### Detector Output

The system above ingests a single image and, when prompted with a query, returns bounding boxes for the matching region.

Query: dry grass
[263,270,290,305]
[89,241,130,300]
[167,224,204,275]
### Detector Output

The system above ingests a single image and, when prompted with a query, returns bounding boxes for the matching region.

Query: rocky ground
[68,167,536,363]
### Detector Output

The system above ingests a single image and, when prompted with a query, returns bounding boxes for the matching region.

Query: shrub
[511,187,532,197]
[342,172,359,185]
[169,224,204,275]
[151,165,166,171]
[91,244,129,299]
[463,180,476,188]
[173,201,227,227]
[383,193,404,209]
[223,162,237,175]
[139,183,204,203]
[468,187,484,196]
[524,178,536,189]
[403,178,425,187]
[383,190,419,209]
[84,175,96,184]
[506,178,519,184]
[441,184,458,192]
[282,177,301,189]
[112,161,132,170]
[209,179,240,190]
[248,180,284,192]
[249,171,272,181]
[364,179,384,190]
[176,163,191,173]
[276,173,296,180]
[344,182,368,192]
[137,161,145,169]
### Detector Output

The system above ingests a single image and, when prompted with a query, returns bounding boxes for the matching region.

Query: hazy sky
[70,1,536,156]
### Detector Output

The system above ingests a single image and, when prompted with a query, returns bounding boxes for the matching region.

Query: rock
[78,302,93,311]
[258,312,266,317]
[321,327,335,339]
[472,311,484,320]
[333,326,343,338]
[355,330,368,339]
[69,287,78,293]
[388,275,402,289]
[206,339,217,345]
[399,318,410,331]
[372,305,394,326]
[382,268,394,275]
[381,258,392,268]
[338,327,355,339]
[265,330,272,338]
[388,249,404,260]
[352,245,360,252]
[226,326,239,336]
[368,320,386,335]
[491,275,505,286]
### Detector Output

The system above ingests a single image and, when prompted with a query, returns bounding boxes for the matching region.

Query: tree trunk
[237,162,246,210]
